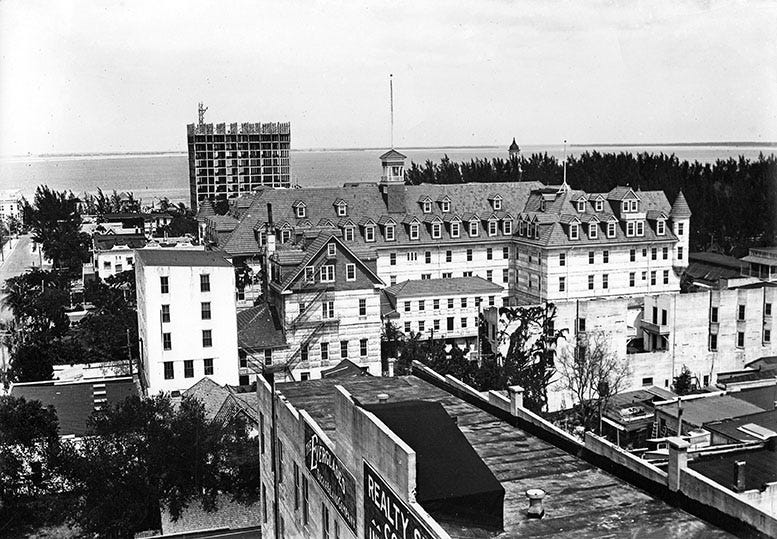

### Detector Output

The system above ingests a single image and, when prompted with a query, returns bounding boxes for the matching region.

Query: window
[642,271,647,281]
[630,249,636,262]
[202,330,212,347]
[588,275,594,290]
[296,205,306,218]
[447,298,454,309]
[320,342,329,361]
[408,252,417,261]
[643,248,647,257]
[486,248,493,260]
[344,227,354,242]
[360,338,368,356]
[603,250,609,263]
[559,277,566,292]
[641,377,653,387]
[336,202,347,217]
[661,246,668,260]
[201,302,211,320]
[588,251,595,264]
[433,319,440,331]
[161,304,170,323]
[359,298,366,316]
[431,222,442,239]
[419,300,425,311]
[559,253,566,266]
[441,200,450,212]
[486,270,493,281]
[390,253,396,265]
[663,270,669,284]
[200,274,210,292]
[629,272,635,287]
[390,275,397,284]
[346,264,356,281]
[469,221,479,236]
[678,223,684,235]
[602,274,609,289]
[636,221,644,236]
[657,220,665,235]
[661,309,668,325]
[305,266,315,283]
[622,201,629,213]
[503,220,512,234]
[404,301,410,312]
[450,221,461,238]
[651,248,657,260]
[650,271,656,285]
[652,306,658,323]
[488,221,498,236]
[163,332,172,351]
[320,265,335,282]
[461,317,468,328]
[115,263,123,273]
[503,268,509,283]
[569,224,579,240]
[738,305,745,320]
[184,360,194,378]
[709,333,718,351]
[766,303,772,316]
[461,298,468,308]
[588,223,598,239]
[626,221,635,237]
[323,504,330,539]
[678,246,684,260]
[365,225,375,242]
[595,200,603,211]
[466,249,473,262]
[281,229,291,243]
[422,200,432,213]
[418,321,425,332]
[421,273,431,280]
[204,358,213,375]
[425,251,432,264]
[442,272,452,279]
[503,246,509,259]
[340,340,348,358]
[493,197,502,211]
[710,306,719,323]
[737,331,745,348]
[302,476,309,525]
[160,276,169,294]
[405,223,418,240]
[433,299,440,310]
[164,361,174,379]
[385,224,395,241]
[577,200,586,212]
[103,261,112,270]
[765,329,771,343]
[327,243,336,257]
[577,317,586,332]
[445,250,452,263]
[322,301,335,319]
[607,222,616,238]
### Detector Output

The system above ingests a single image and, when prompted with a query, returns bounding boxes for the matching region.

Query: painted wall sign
[363,460,436,539]
[304,420,357,531]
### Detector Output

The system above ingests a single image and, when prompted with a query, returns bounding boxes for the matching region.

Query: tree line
[405,151,777,255]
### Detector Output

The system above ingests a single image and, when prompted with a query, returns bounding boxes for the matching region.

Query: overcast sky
[1,0,775,155]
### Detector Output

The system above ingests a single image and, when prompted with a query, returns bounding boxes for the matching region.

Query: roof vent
[377,393,389,403]
[526,488,545,519]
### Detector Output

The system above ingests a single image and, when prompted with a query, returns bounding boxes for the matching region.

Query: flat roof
[704,409,777,443]
[384,276,505,299]
[655,395,765,427]
[690,447,777,492]
[277,376,732,538]
[136,249,232,268]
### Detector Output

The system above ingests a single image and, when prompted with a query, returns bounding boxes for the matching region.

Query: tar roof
[703,409,777,443]
[276,376,731,538]
[93,233,147,251]
[655,395,765,427]
[236,303,287,351]
[384,276,505,298]
[11,378,136,437]
[690,447,777,493]
[135,249,232,268]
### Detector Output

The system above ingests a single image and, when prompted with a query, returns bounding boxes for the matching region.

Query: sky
[1,0,776,155]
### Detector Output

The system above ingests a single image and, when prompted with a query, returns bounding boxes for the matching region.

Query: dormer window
[626,221,635,237]
[595,200,603,212]
[607,222,616,238]
[365,225,375,242]
[577,200,586,212]
[493,199,502,211]
[409,223,420,240]
[503,220,512,235]
[295,204,306,218]
[281,229,291,243]
[469,221,479,237]
[569,223,579,240]
[488,220,497,236]
[344,227,354,242]
[335,201,347,217]
[450,221,460,238]
[385,224,395,241]
[518,220,526,236]
[621,201,629,213]
[534,224,540,239]
[656,220,665,235]
[588,223,598,239]
[327,243,336,257]
[431,222,442,239]
[636,220,644,236]
[540,200,546,212]
[441,200,450,213]
[630,200,638,212]
[422,200,432,214]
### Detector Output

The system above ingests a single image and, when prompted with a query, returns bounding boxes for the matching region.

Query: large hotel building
[187,120,291,210]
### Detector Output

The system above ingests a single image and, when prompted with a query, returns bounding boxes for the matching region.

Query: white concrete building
[0,189,22,224]
[92,233,202,281]
[135,249,239,394]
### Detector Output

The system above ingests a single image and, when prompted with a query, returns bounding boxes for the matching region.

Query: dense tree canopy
[405,152,777,255]
[27,186,90,272]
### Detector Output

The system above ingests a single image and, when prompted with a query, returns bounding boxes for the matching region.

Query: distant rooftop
[704,409,777,443]
[655,395,765,427]
[277,376,731,538]
[690,447,777,493]
[384,276,504,299]
[135,249,232,268]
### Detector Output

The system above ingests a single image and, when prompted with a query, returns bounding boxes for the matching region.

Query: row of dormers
[516,212,669,241]
[290,193,506,219]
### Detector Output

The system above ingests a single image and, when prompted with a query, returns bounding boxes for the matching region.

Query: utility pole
[126,328,134,376]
